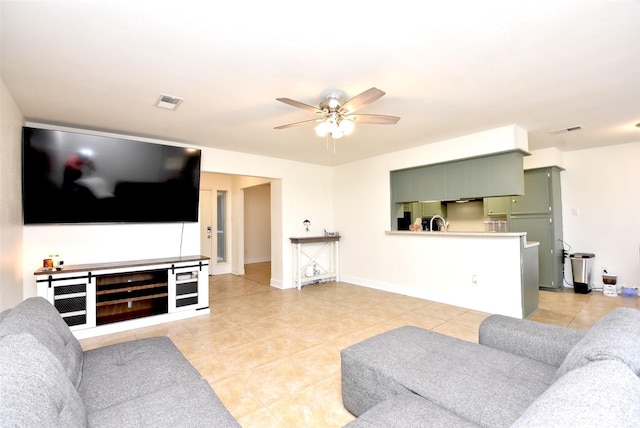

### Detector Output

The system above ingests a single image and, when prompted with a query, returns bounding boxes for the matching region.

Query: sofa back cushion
[555,307,640,381]
[512,359,640,427]
[0,297,84,388]
[0,333,87,427]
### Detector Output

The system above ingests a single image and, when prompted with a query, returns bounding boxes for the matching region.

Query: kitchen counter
[381,230,539,318]
[385,230,539,248]
[386,230,525,237]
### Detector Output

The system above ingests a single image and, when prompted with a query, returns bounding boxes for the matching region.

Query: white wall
[334,125,530,316]
[244,183,271,264]
[0,80,24,310]
[560,142,640,288]
[229,175,272,275]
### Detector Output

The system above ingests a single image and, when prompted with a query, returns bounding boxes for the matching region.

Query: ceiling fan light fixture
[327,97,341,110]
[331,128,344,139]
[339,119,355,135]
[315,121,328,137]
[275,87,399,148]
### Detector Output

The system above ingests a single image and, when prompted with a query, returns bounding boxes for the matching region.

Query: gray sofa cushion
[512,359,640,427]
[79,336,204,412]
[88,379,240,428]
[555,307,640,380]
[0,333,87,427]
[479,314,585,367]
[0,296,84,388]
[344,393,480,428]
[341,326,557,427]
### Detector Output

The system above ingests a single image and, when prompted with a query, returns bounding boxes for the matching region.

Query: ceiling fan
[274,87,400,140]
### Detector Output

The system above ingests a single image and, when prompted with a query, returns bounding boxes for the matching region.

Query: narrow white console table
[290,235,340,289]
[35,255,210,339]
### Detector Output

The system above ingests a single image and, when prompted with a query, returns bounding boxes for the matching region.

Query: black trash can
[570,253,595,294]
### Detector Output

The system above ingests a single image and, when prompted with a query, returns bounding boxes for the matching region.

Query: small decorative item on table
[409,217,422,231]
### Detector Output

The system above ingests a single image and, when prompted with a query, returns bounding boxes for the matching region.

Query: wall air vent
[548,125,583,135]
[155,94,184,110]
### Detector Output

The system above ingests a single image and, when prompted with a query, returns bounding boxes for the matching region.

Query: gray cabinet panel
[511,215,556,288]
[414,164,446,201]
[484,196,510,216]
[488,152,525,196]
[390,169,412,203]
[511,169,550,214]
[390,150,526,204]
[445,160,473,200]
[522,244,539,318]
[508,166,564,290]
[469,157,492,198]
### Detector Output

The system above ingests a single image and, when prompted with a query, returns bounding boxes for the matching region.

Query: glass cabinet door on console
[36,274,96,331]
[169,264,209,312]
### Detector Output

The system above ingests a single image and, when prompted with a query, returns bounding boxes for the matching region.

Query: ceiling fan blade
[348,114,400,125]
[274,118,323,130]
[341,87,386,114]
[276,98,323,114]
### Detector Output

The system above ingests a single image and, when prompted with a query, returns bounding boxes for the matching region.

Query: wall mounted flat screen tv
[22,127,201,224]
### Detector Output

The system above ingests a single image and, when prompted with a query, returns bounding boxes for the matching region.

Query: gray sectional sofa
[341,307,640,427]
[0,297,239,427]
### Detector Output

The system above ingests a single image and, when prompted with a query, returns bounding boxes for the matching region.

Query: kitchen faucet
[430,215,447,232]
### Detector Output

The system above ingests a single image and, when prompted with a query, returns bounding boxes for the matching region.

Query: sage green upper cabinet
[390,169,412,203]
[445,157,491,200]
[420,201,447,217]
[413,164,446,202]
[488,152,526,196]
[484,196,510,216]
[390,150,527,203]
[510,168,551,214]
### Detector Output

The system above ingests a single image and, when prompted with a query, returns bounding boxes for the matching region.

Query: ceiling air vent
[155,94,184,110]
[549,125,583,135]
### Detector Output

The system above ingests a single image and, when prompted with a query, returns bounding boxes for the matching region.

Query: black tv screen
[22,127,201,224]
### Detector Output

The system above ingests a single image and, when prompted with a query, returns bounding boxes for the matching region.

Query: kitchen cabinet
[413,164,446,202]
[390,168,413,203]
[483,196,510,216]
[511,215,557,289]
[510,168,551,214]
[487,153,526,197]
[509,167,564,290]
[420,202,447,217]
[390,150,526,204]
[522,242,540,318]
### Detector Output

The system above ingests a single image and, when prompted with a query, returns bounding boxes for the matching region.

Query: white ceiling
[1,1,639,166]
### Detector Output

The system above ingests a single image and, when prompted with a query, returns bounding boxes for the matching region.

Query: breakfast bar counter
[380,230,539,318]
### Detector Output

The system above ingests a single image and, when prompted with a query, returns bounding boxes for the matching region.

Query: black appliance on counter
[397,212,412,230]
[421,217,433,231]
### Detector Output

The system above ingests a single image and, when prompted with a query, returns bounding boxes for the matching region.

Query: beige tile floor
[80,262,640,427]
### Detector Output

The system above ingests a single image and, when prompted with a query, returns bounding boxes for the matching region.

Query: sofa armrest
[479,315,585,367]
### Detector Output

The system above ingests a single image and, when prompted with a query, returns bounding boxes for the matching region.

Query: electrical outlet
[472,275,478,287]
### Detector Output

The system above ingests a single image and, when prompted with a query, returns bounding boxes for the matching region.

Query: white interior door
[199,190,213,264]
